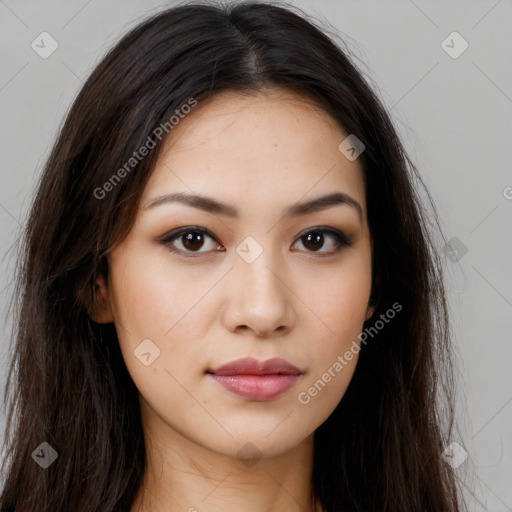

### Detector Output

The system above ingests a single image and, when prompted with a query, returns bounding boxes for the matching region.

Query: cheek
[108,244,215,340]
[292,253,371,411]
[294,286,366,429]
[107,245,215,406]
[297,254,372,343]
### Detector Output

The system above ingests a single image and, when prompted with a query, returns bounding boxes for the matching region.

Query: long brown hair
[1,2,467,510]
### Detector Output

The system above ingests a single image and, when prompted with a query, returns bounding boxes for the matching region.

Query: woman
[0,2,466,511]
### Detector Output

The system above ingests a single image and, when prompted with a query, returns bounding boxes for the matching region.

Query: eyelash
[159,226,352,259]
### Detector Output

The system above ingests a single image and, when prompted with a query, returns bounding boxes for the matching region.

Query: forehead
[141,88,367,222]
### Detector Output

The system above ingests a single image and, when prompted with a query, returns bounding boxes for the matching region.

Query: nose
[221,247,295,338]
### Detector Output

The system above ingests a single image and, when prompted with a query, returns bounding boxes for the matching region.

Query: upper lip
[208,357,302,376]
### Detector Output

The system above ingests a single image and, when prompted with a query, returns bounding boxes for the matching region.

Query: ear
[365,305,375,321]
[90,274,114,324]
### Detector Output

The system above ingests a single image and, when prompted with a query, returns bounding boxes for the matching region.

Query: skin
[93,88,373,512]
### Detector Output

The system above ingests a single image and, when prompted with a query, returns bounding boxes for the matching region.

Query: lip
[207,357,302,401]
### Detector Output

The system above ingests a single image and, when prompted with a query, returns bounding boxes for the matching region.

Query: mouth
[206,357,303,401]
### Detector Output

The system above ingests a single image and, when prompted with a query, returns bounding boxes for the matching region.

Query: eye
[160,226,223,257]
[159,226,352,258]
[291,227,352,256]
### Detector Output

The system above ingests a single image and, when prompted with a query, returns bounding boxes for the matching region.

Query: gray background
[0,0,511,509]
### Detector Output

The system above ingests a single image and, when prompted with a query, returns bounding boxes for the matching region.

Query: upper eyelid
[160,226,218,243]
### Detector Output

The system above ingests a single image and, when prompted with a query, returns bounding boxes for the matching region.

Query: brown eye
[161,227,223,257]
[302,232,325,252]
[181,231,206,251]
[292,228,352,256]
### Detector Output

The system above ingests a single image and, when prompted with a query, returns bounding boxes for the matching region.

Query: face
[95,88,373,460]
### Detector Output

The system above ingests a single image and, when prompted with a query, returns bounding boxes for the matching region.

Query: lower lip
[208,374,301,401]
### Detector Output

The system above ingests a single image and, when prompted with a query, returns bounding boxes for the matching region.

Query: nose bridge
[225,234,293,334]
[247,256,278,291]
[236,236,285,301]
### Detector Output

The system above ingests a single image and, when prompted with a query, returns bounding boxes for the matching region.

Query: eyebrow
[143,191,363,222]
